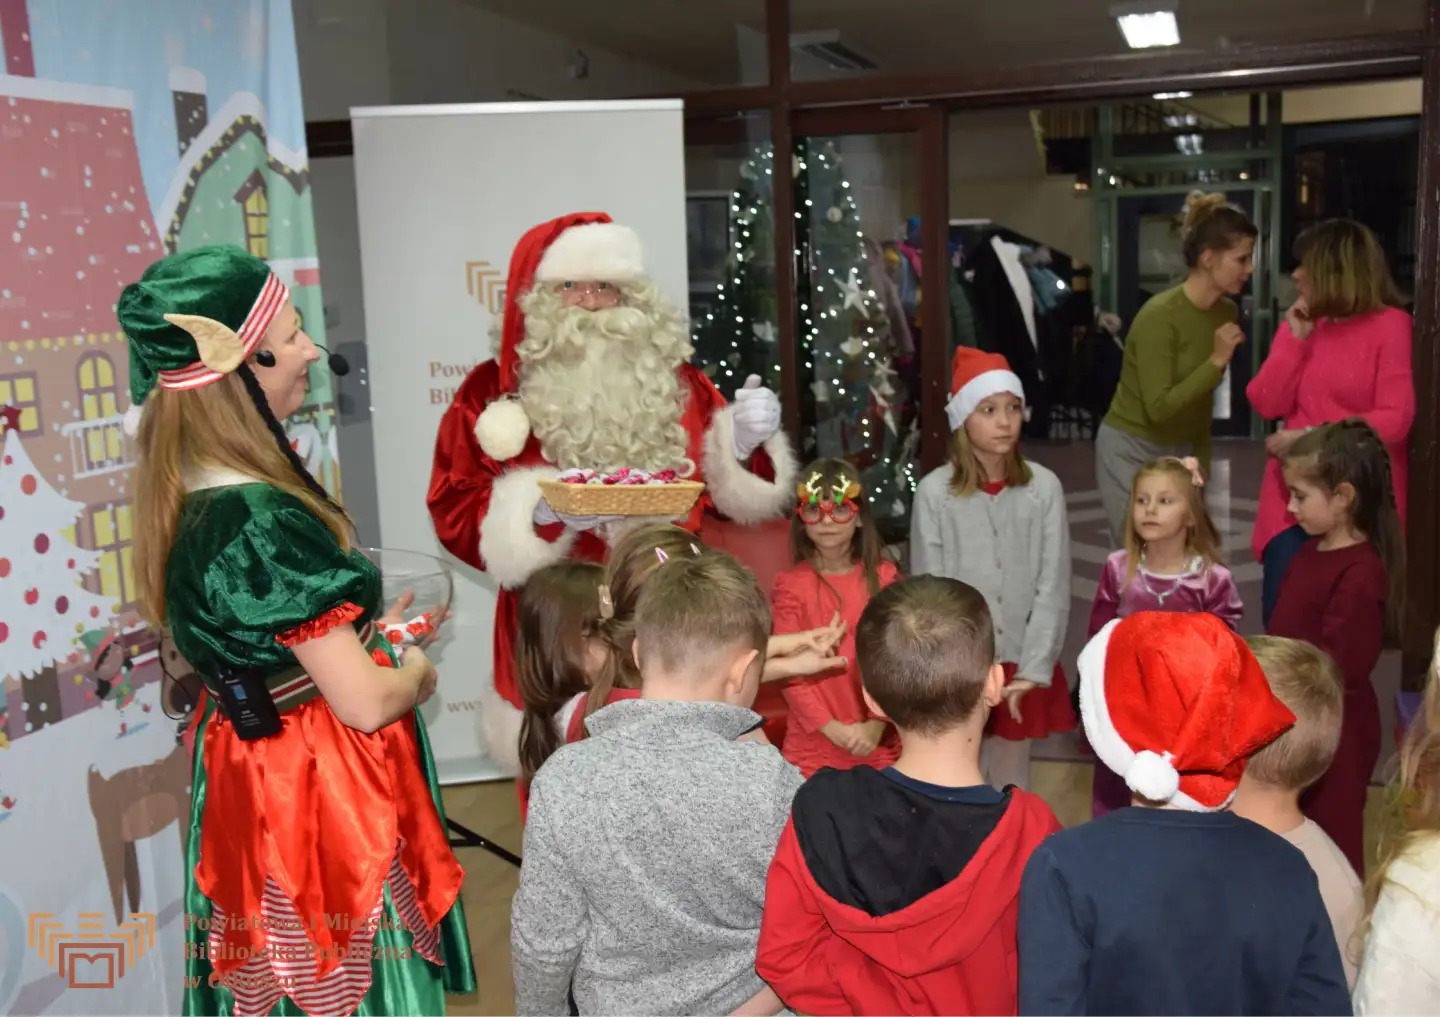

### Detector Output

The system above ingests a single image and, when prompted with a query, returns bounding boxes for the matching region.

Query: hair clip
[1163,456,1205,488]
[655,548,669,565]
[598,585,615,620]
[689,543,702,557]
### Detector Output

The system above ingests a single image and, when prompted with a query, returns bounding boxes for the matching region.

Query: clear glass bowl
[356,547,454,651]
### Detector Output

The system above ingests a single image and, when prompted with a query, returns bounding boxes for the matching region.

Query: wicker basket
[538,479,706,518]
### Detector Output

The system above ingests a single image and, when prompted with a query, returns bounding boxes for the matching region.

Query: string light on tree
[688,140,920,539]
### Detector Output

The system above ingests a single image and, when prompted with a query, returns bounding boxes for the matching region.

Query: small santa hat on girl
[474,212,646,460]
[946,348,1027,430]
[1078,611,1295,811]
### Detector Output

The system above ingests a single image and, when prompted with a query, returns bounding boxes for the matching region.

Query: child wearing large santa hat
[909,348,1074,792]
[1017,611,1351,1015]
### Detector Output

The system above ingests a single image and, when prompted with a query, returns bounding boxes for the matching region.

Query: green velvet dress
[166,475,475,1016]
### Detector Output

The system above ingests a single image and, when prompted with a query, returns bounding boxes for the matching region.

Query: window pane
[99,550,119,598]
[87,428,105,465]
[686,115,783,395]
[120,546,135,604]
[15,376,33,402]
[93,508,115,548]
[105,424,121,460]
[83,393,98,420]
[102,393,118,418]
[96,356,113,387]
[796,133,921,544]
[0,380,11,403]
[19,407,37,432]
[79,358,95,389]
[117,504,132,542]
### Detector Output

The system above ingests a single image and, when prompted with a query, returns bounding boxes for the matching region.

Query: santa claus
[428,212,797,769]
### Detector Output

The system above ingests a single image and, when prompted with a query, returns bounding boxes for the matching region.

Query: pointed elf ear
[163,313,248,374]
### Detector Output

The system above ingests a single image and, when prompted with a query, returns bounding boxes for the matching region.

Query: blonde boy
[1231,635,1362,988]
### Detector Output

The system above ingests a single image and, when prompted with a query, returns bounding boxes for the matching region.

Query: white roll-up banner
[351,100,689,784]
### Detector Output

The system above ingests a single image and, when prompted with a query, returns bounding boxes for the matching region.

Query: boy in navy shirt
[1017,611,1352,1016]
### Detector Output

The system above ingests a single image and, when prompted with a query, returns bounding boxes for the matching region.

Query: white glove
[731,374,782,461]
[533,496,622,533]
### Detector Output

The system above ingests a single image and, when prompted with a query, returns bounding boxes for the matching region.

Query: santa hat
[474,212,646,460]
[945,348,1026,431]
[1079,612,1295,811]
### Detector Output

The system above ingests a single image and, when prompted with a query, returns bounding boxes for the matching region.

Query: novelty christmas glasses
[797,471,862,525]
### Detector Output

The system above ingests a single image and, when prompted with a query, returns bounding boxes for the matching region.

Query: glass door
[789,130,924,544]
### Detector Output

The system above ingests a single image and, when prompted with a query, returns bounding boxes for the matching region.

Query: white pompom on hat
[1077,612,1296,812]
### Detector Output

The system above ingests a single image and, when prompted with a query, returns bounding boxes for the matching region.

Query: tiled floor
[438,437,1402,1014]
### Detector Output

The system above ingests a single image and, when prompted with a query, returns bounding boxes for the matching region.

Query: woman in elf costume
[120,246,475,1016]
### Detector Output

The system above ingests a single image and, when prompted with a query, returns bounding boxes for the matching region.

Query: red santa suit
[427,213,797,770]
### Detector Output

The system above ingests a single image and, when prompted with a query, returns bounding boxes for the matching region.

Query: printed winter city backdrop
[0,1,321,1011]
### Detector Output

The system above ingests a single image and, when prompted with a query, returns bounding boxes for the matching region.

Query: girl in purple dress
[1087,455,1244,816]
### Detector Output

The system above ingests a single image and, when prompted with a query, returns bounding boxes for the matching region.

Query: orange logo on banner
[28,911,155,989]
[465,261,506,315]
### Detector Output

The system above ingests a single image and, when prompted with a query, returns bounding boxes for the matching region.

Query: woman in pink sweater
[1246,219,1413,624]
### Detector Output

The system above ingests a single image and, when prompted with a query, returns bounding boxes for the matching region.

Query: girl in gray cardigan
[909,349,1073,791]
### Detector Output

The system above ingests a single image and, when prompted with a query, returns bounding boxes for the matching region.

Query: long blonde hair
[1358,624,1440,954]
[133,372,353,625]
[1122,457,1222,582]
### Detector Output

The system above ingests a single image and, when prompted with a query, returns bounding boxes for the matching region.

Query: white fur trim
[534,223,645,283]
[701,404,799,525]
[946,369,1025,431]
[474,398,531,461]
[1077,620,1211,812]
[479,466,577,589]
[122,402,144,438]
[478,679,521,777]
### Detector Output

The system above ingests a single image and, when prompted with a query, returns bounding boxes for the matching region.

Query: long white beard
[516,298,691,473]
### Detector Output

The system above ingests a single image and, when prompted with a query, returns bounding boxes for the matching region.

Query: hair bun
[1182,191,1230,235]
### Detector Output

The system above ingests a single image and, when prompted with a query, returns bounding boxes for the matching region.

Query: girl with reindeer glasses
[772,459,902,777]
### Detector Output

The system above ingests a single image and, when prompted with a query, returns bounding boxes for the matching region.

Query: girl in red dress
[772,459,902,777]
[1269,418,1405,874]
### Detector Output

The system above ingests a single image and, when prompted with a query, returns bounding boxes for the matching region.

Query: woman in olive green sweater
[1095,192,1258,546]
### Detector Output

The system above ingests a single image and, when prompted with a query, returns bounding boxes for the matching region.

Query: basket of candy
[538,467,705,518]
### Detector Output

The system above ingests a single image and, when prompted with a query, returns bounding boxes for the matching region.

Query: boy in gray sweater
[511,550,803,1016]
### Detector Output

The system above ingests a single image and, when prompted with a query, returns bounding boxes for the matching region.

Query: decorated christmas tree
[691,141,920,541]
[0,408,118,739]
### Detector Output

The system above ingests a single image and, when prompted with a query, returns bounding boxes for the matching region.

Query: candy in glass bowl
[356,548,453,652]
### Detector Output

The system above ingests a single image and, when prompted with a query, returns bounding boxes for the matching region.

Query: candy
[556,467,683,486]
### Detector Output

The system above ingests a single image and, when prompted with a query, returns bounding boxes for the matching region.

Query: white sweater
[1353,832,1440,1015]
[909,462,1071,686]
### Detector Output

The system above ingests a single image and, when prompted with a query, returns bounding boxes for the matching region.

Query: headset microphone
[253,345,350,376]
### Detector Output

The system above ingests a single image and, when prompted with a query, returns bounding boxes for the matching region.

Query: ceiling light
[1112,3,1180,48]
[1154,91,1192,100]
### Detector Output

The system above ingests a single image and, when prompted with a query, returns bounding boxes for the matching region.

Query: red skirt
[986,662,1076,741]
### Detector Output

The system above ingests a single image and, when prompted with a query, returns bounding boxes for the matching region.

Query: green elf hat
[117,245,290,436]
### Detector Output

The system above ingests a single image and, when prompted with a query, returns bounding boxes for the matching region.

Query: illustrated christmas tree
[0,406,118,741]
[691,141,920,541]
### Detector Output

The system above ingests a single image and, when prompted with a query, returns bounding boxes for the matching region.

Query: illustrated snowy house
[155,69,338,490]
[0,57,161,734]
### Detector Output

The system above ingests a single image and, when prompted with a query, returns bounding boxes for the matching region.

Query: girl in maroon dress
[1268,419,1405,874]
[773,459,903,777]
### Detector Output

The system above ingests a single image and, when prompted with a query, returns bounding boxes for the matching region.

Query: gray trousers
[1094,422,1193,549]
